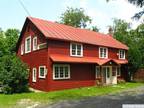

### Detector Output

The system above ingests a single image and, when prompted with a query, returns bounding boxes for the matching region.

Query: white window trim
[21,44,24,55]
[33,36,37,51]
[39,66,46,79]
[99,47,108,59]
[32,68,37,82]
[53,64,70,80]
[37,43,47,50]
[70,43,83,57]
[25,36,31,53]
[119,50,125,59]
[95,66,100,78]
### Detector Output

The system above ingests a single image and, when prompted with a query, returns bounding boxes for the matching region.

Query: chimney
[108,27,113,36]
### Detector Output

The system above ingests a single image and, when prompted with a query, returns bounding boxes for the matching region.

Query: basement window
[53,64,70,80]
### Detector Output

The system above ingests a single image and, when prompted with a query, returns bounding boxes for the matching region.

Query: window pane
[55,67,59,78]
[65,66,69,77]
[40,67,44,76]
[60,67,64,77]
[107,68,110,78]
[72,49,76,55]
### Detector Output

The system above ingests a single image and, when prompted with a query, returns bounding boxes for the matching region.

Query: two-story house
[16,17,128,92]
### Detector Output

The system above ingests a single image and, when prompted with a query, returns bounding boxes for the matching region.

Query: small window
[117,67,121,76]
[99,47,108,58]
[95,66,101,78]
[32,68,37,82]
[39,66,46,78]
[37,43,47,50]
[119,50,125,59]
[33,37,37,51]
[25,36,31,53]
[53,64,70,80]
[70,43,83,57]
[21,44,24,55]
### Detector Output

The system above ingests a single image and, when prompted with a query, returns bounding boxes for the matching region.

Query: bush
[0,55,29,94]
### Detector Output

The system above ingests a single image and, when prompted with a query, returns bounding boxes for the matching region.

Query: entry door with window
[102,67,111,84]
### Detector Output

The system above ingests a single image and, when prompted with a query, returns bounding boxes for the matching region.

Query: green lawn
[0,82,143,108]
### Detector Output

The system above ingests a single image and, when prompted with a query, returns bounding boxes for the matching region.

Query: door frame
[102,66,112,84]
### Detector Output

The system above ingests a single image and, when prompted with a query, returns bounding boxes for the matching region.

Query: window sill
[53,77,70,80]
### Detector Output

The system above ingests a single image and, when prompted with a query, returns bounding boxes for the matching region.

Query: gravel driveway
[38,86,144,108]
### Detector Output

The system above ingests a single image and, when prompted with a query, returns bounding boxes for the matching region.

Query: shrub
[0,55,29,94]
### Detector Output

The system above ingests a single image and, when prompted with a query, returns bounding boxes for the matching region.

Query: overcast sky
[0,0,142,33]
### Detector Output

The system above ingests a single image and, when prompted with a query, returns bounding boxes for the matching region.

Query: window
[32,68,37,82]
[39,66,46,78]
[33,37,37,51]
[25,36,31,53]
[112,67,116,76]
[99,47,108,58]
[37,43,47,50]
[53,64,70,80]
[95,66,101,78]
[70,43,83,57]
[21,44,24,55]
[119,50,125,59]
[117,67,121,76]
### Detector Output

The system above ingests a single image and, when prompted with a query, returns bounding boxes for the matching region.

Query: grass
[0,82,143,108]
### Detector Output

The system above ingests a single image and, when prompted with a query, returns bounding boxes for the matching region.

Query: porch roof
[50,54,128,65]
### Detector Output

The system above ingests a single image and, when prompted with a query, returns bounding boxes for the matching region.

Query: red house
[16,17,128,92]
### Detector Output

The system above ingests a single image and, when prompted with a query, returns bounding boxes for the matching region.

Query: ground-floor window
[39,66,46,78]
[112,66,117,76]
[53,64,70,80]
[95,66,101,78]
[117,66,121,76]
[32,68,37,82]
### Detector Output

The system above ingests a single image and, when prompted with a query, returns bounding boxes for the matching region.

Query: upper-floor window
[99,47,108,58]
[70,43,83,57]
[119,50,125,59]
[21,44,24,55]
[33,37,37,51]
[25,36,31,53]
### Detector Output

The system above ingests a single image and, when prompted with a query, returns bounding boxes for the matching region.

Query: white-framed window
[95,66,101,78]
[99,47,108,58]
[119,50,125,59]
[33,37,37,51]
[37,43,47,50]
[39,66,47,78]
[25,36,31,53]
[117,66,121,76]
[21,44,24,55]
[70,43,83,57]
[32,68,37,82]
[53,64,70,80]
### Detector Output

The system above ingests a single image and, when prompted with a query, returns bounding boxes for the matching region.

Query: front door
[102,66,112,84]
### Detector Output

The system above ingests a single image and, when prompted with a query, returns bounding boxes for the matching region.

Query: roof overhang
[50,54,128,65]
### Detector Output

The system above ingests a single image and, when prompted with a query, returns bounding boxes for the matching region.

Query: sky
[0,0,142,33]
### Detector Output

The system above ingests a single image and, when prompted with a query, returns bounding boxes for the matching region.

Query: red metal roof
[28,17,128,50]
[113,59,128,65]
[50,54,128,65]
